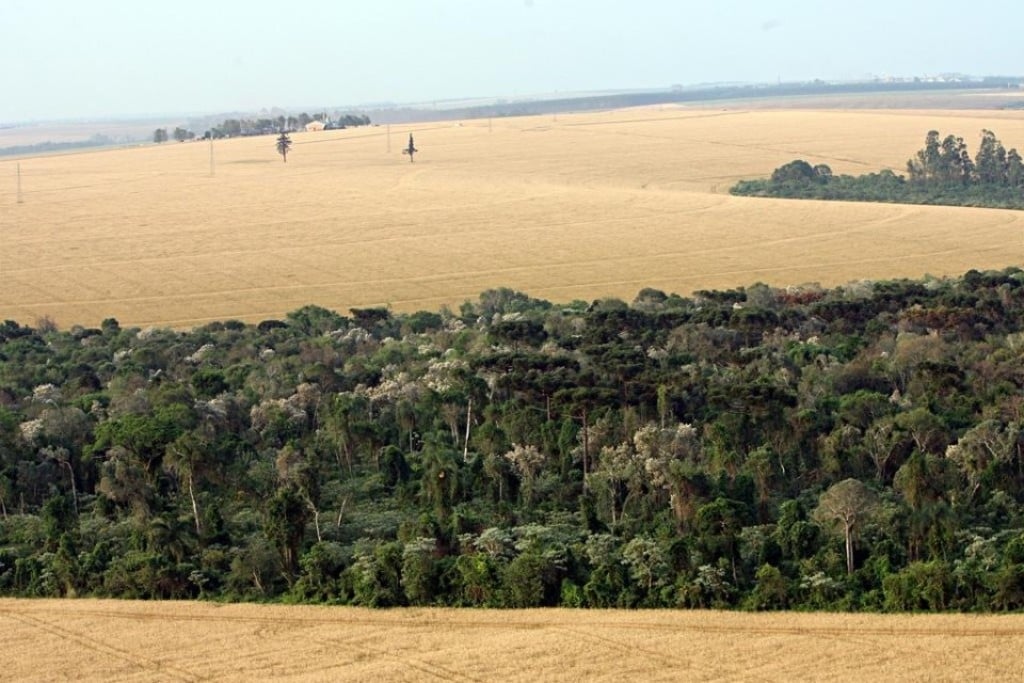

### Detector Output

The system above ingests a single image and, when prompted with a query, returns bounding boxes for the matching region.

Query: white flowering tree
[504,443,546,504]
[635,423,705,527]
[813,478,878,574]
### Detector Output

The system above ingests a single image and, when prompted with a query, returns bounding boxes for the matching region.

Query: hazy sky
[2,0,1022,122]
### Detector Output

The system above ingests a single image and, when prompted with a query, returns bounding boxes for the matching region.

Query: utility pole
[16,163,23,204]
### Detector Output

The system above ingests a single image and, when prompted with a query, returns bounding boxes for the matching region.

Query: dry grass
[2,598,1023,681]
[1,107,1023,328]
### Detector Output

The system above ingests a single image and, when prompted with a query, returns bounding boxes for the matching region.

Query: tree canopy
[732,130,1024,210]
[3,271,1024,610]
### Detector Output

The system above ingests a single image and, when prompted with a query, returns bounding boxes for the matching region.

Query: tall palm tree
[165,432,207,534]
[419,439,460,520]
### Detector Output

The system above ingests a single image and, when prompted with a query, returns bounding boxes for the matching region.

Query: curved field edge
[2,598,1024,682]
[1,107,1023,329]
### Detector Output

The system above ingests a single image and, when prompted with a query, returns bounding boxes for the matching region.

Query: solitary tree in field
[402,134,418,162]
[276,132,292,162]
[153,128,168,144]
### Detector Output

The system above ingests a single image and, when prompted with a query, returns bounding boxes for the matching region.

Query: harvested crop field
[2,599,1023,681]
[1,107,1023,328]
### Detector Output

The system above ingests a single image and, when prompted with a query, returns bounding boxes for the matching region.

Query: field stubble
[1,107,1023,328]
[2,598,1024,681]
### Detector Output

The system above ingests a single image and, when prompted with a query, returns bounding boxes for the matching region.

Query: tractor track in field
[11,603,1024,639]
[5,601,1024,681]
[1,609,205,682]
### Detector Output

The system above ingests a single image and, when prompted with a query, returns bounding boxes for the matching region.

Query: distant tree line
[731,130,1024,209]
[152,128,197,144]
[201,112,371,140]
[151,113,372,145]
[5,270,1024,611]
[0,135,117,158]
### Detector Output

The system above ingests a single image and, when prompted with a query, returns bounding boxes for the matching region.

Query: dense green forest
[4,270,1024,611]
[731,130,1024,209]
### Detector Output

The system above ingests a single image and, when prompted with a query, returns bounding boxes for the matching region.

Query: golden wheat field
[1,107,1024,328]
[2,599,1023,682]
